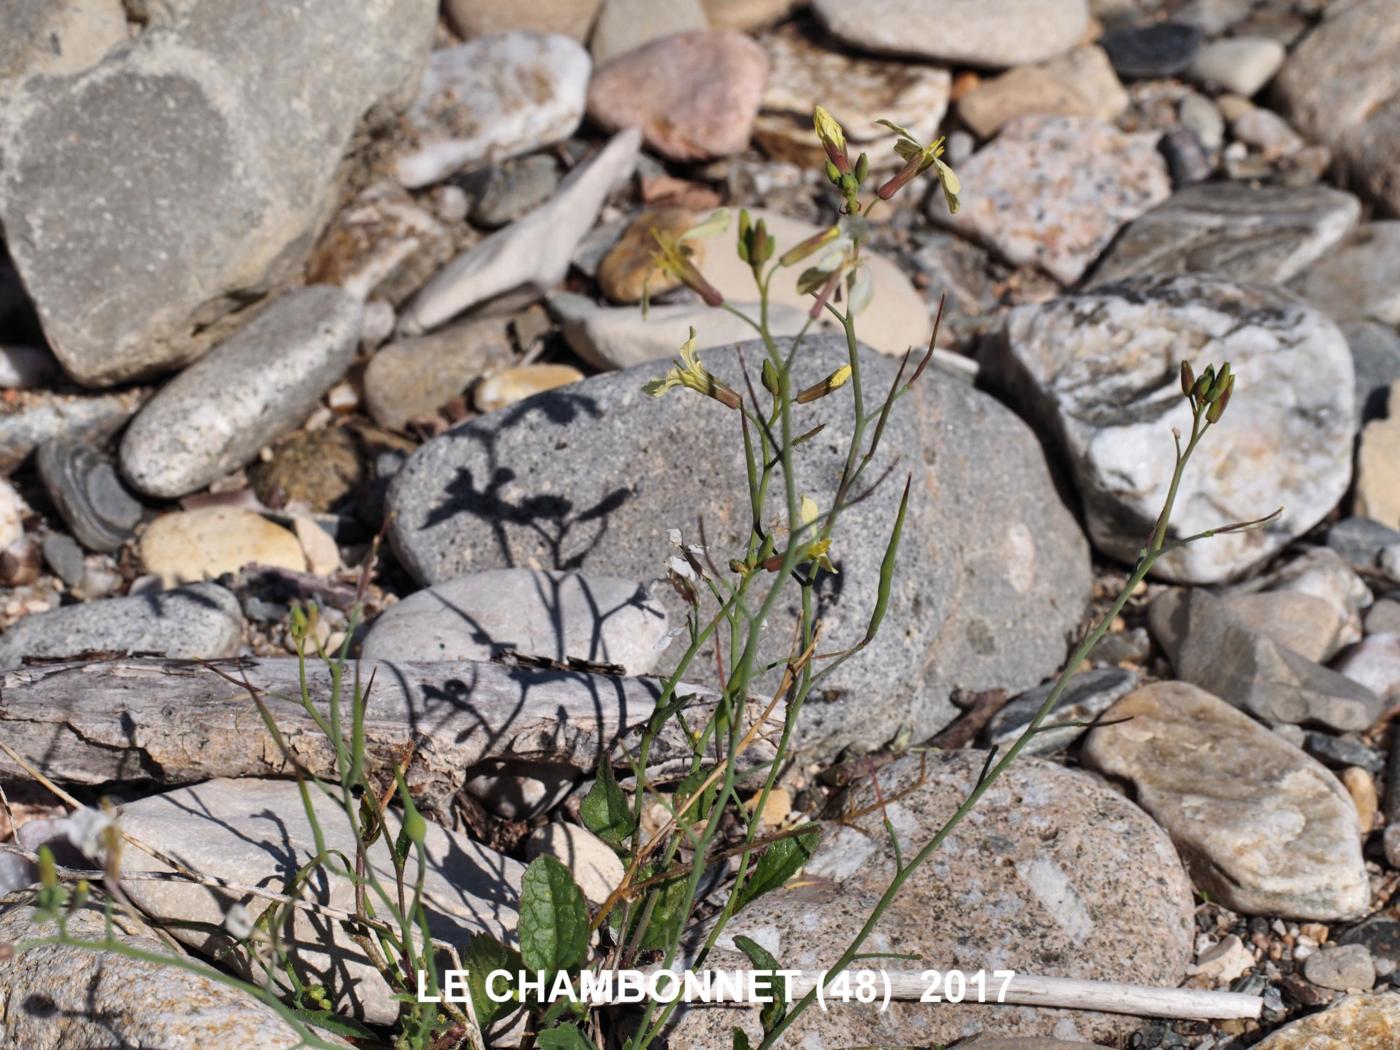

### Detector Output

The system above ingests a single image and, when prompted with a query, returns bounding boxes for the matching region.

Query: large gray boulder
[388,335,1089,759]
[0,0,434,385]
[993,274,1354,584]
[666,750,1194,1048]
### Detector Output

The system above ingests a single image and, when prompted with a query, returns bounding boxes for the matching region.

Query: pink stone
[587,30,769,161]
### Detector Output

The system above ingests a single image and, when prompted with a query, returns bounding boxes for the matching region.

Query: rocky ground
[1,0,1400,1047]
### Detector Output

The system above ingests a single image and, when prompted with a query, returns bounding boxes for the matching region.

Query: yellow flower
[813,105,851,174]
[649,230,724,307]
[796,494,836,573]
[643,328,741,409]
[874,119,960,213]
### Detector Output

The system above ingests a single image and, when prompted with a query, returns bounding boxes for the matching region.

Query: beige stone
[959,45,1127,138]
[444,0,602,40]
[474,363,585,412]
[704,208,932,356]
[703,0,804,31]
[525,822,625,904]
[598,207,702,304]
[1082,682,1369,920]
[1342,766,1379,831]
[1356,394,1400,530]
[139,508,305,586]
[293,515,341,576]
[1217,590,1351,663]
[363,317,515,431]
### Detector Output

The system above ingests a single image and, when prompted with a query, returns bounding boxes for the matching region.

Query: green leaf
[537,1023,592,1050]
[459,935,523,1030]
[735,828,821,912]
[731,1027,753,1050]
[519,856,590,976]
[631,866,691,952]
[733,936,787,1036]
[675,766,719,827]
[289,1008,378,1040]
[580,762,635,850]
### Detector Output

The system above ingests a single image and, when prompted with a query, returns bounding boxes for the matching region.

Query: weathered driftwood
[0,657,783,805]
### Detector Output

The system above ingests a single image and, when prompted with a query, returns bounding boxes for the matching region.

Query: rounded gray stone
[665,750,1193,1048]
[0,582,244,670]
[120,286,362,498]
[361,567,669,673]
[387,336,1090,760]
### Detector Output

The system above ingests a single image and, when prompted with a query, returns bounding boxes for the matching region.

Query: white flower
[224,902,254,940]
[63,806,116,860]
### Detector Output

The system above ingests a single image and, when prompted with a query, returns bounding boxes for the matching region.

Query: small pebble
[1302,943,1375,992]
[1341,766,1378,831]
[474,363,584,413]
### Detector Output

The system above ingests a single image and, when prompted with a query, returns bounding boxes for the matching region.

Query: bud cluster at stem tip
[1180,360,1234,424]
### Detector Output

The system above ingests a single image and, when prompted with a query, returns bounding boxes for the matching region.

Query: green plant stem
[756,409,1210,1050]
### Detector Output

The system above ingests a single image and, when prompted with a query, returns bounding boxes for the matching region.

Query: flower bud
[1207,361,1232,402]
[1180,361,1195,397]
[761,358,781,397]
[824,158,841,184]
[854,152,869,184]
[1206,374,1234,423]
[779,225,841,268]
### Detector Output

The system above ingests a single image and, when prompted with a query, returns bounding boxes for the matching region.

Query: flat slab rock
[993,273,1354,584]
[117,777,522,1025]
[387,336,1090,760]
[664,750,1194,1048]
[1082,682,1369,921]
[1149,587,1382,731]
[0,896,348,1049]
[929,114,1170,285]
[0,0,434,385]
[1087,183,1360,289]
[361,567,670,673]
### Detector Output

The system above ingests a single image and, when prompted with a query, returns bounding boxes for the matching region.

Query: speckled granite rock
[665,750,1193,1048]
[388,336,1089,760]
[1088,183,1359,288]
[993,274,1354,583]
[1252,992,1400,1048]
[1083,682,1369,920]
[929,115,1170,284]
[120,286,362,499]
[0,897,349,1049]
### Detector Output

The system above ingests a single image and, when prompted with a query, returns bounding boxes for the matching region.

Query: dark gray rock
[463,154,563,228]
[120,287,362,498]
[1328,517,1400,573]
[1087,183,1359,289]
[388,336,1090,759]
[37,438,145,552]
[1339,920,1400,979]
[1149,588,1383,731]
[994,274,1354,584]
[1303,732,1385,775]
[666,750,1194,1048]
[985,666,1139,756]
[1159,127,1213,188]
[1101,22,1202,79]
[0,582,244,670]
[40,531,85,588]
[0,0,434,385]
[1344,321,1400,430]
